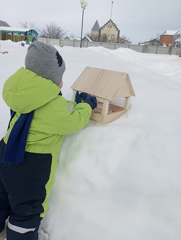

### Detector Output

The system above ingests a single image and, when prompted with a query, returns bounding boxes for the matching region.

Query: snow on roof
[64,36,73,40]
[0,26,34,32]
[64,36,81,40]
[162,29,181,36]
[176,29,181,35]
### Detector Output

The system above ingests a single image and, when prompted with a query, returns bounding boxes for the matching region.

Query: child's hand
[75,91,83,104]
[75,91,81,103]
[84,95,97,110]
[75,91,97,109]
[75,91,88,103]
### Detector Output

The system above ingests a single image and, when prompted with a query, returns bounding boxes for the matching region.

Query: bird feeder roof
[71,66,136,101]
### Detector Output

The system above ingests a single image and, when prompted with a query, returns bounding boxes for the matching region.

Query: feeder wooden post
[73,90,76,101]
[102,100,109,116]
[124,97,130,110]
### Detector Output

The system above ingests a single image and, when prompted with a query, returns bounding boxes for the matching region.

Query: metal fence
[38,37,181,56]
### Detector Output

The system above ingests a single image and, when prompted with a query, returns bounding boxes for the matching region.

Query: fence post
[179,47,181,57]
[156,43,159,54]
[168,45,172,55]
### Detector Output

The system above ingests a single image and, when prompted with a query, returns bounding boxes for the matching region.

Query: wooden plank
[94,71,127,100]
[113,74,135,99]
[108,104,124,113]
[96,97,104,103]
[71,67,103,95]
[91,109,127,123]
[91,112,105,122]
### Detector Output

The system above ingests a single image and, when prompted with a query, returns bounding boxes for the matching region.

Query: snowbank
[0,41,181,240]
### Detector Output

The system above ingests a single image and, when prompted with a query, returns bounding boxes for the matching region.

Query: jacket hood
[3,67,61,113]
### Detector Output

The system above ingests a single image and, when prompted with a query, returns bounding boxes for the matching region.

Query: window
[111,34,115,40]
[108,24,112,28]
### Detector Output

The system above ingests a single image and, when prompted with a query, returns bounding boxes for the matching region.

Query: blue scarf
[3,91,62,164]
[3,110,34,164]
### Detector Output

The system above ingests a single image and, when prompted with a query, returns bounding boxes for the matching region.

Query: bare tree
[119,35,131,44]
[155,33,160,41]
[149,34,160,41]
[19,20,35,28]
[40,23,65,39]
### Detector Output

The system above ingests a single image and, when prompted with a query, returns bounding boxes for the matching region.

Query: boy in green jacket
[0,42,97,240]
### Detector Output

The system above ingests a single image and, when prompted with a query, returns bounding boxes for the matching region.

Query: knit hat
[25,41,66,86]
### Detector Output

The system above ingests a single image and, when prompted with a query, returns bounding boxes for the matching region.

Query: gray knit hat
[25,41,66,86]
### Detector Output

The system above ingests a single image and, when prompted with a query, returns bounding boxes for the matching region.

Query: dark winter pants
[0,140,52,240]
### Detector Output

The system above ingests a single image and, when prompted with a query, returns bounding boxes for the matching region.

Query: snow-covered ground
[0,40,181,240]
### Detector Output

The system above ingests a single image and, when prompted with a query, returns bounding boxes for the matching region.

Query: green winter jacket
[2,67,92,216]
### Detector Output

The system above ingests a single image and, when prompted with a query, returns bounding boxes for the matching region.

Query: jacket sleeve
[51,96,92,135]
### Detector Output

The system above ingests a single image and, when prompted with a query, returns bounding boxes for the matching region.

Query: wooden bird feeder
[71,66,136,123]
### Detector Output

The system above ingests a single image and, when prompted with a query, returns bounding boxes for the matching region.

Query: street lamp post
[80,0,87,48]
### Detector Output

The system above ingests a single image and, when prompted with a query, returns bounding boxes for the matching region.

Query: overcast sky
[1,0,181,44]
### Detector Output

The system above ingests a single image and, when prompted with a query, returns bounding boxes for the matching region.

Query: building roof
[71,66,135,101]
[139,39,160,45]
[0,20,10,27]
[82,35,93,42]
[175,37,181,42]
[100,19,119,31]
[91,20,100,31]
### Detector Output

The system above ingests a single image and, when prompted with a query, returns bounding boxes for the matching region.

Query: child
[0,41,97,240]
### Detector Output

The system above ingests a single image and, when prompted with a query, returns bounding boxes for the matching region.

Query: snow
[0,26,32,32]
[162,30,180,36]
[0,40,181,240]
